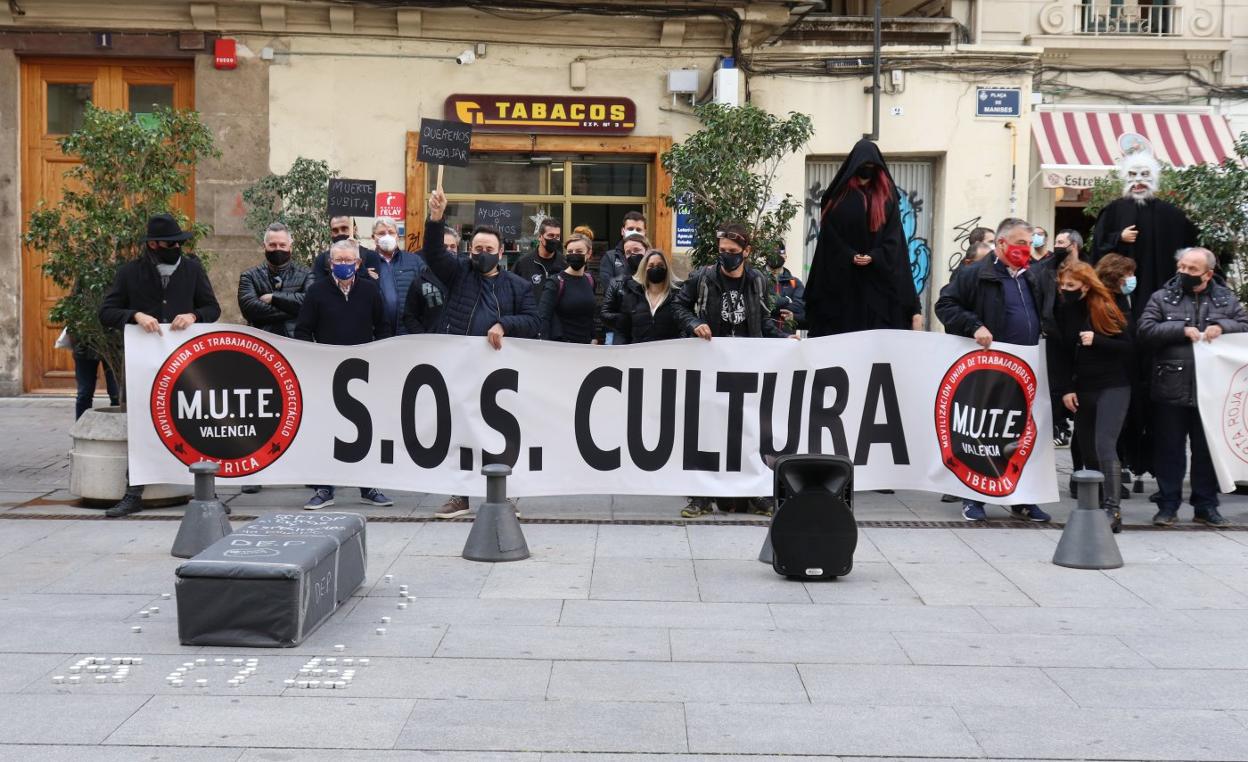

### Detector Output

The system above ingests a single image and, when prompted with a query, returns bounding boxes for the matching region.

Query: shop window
[47,83,93,134]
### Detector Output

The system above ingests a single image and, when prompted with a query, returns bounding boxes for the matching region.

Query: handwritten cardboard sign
[417,118,473,167]
[327,178,376,217]
[474,201,523,239]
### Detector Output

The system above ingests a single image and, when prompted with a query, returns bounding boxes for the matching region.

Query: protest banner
[327,178,376,218]
[125,326,1058,502]
[417,117,473,188]
[1194,335,1248,491]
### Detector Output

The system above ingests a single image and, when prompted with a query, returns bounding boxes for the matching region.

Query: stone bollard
[171,462,233,559]
[462,464,530,563]
[1052,469,1123,570]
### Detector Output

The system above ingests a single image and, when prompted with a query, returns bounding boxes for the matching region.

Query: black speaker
[768,454,857,580]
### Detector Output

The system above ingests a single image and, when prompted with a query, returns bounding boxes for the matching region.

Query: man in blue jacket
[422,188,540,519]
[369,216,426,336]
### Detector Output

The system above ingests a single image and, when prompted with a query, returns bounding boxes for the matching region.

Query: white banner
[125,325,1057,502]
[1195,335,1248,491]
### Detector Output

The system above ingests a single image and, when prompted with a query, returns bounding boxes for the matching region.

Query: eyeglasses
[716,231,748,247]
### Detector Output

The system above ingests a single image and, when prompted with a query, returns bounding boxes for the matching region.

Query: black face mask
[1059,289,1084,305]
[626,253,643,273]
[646,267,667,284]
[543,238,562,257]
[718,252,744,273]
[472,252,500,274]
[265,249,291,268]
[766,255,785,270]
[330,234,350,244]
[855,165,874,181]
[1179,272,1205,294]
[1053,246,1069,259]
[565,253,587,271]
[153,245,181,265]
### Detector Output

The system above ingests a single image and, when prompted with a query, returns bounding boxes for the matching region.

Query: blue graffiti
[898,187,931,296]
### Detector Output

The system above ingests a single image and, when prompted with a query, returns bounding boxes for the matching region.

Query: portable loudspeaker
[767,454,857,580]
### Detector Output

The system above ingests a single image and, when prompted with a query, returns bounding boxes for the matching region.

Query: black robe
[805,139,916,336]
[1092,196,1198,319]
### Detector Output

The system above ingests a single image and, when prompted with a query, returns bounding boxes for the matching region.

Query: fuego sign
[446,95,636,135]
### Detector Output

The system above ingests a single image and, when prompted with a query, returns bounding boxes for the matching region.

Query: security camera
[456,49,476,65]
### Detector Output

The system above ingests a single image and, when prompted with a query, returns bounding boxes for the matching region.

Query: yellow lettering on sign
[550,103,567,121]
[512,103,528,119]
[455,101,483,124]
[494,101,511,118]
[610,104,626,121]
[569,103,585,120]
[532,102,547,120]
[589,104,606,121]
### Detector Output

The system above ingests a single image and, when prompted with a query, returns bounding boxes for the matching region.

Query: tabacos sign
[446,95,636,135]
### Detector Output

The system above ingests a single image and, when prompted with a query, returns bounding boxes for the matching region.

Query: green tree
[662,103,814,268]
[1085,133,1248,296]
[242,157,338,266]
[24,104,218,400]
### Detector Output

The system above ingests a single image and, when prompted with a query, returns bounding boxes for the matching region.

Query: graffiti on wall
[804,181,932,296]
[948,216,984,274]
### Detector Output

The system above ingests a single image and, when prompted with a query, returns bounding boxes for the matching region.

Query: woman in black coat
[611,250,681,343]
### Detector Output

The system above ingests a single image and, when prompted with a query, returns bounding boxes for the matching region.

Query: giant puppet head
[1118,133,1161,205]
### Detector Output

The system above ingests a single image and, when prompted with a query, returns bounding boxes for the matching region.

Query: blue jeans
[1152,403,1219,514]
[73,352,119,419]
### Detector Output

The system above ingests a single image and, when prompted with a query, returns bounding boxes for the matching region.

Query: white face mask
[377,234,398,252]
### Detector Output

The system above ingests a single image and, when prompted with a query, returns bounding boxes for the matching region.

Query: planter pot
[69,406,191,507]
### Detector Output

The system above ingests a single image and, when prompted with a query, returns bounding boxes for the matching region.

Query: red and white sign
[376,191,405,219]
[214,39,237,70]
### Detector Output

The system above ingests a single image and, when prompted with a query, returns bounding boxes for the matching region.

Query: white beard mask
[1121,155,1160,205]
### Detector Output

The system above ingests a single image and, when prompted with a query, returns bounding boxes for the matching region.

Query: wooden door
[20,58,194,393]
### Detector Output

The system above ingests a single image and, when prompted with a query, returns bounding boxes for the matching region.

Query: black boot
[105,491,145,518]
[1103,505,1122,533]
[1102,462,1123,534]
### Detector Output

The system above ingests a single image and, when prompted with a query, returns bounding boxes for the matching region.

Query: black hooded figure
[805,139,917,336]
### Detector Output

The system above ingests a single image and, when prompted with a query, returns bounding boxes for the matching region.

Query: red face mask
[1002,244,1032,270]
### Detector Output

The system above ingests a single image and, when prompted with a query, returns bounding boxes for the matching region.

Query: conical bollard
[1052,469,1123,570]
[758,524,775,564]
[171,462,232,559]
[463,464,530,562]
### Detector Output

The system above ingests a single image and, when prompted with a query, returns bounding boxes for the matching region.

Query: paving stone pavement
[3,397,1248,758]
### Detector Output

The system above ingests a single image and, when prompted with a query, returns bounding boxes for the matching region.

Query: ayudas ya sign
[126,326,1058,502]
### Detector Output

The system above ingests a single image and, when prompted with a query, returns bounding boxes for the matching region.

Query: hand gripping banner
[125,325,1058,501]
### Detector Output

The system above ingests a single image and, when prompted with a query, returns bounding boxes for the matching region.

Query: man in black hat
[98,213,221,517]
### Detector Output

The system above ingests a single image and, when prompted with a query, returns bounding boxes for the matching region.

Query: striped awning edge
[1033,109,1237,169]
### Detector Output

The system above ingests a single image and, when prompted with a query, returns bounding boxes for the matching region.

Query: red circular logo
[934,350,1038,497]
[149,331,302,477]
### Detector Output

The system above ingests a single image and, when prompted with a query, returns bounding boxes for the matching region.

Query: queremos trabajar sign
[445,94,636,135]
[149,331,302,477]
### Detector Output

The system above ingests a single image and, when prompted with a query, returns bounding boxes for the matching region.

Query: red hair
[824,169,894,233]
[1059,261,1126,336]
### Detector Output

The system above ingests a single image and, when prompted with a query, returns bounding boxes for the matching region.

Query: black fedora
[142,213,194,243]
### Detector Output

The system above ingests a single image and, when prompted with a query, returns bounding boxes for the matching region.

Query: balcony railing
[1074,2,1179,36]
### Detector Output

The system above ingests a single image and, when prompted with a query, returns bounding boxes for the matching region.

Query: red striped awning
[1033,108,1237,169]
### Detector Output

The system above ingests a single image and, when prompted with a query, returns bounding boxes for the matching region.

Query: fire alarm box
[214,39,237,70]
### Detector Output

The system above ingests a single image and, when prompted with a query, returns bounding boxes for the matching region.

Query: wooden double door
[20,58,194,392]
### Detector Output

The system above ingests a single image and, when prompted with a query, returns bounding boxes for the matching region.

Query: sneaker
[1194,509,1231,527]
[435,496,470,519]
[304,489,335,511]
[961,502,987,521]
[1152,509,1177,527]
[1010,504,1052,523]
[1054,430,1071,448]
[680,497,713,519]
[940,493,960,503]
[240,485,261,494]
[749,497,775,517]
[104,493,144,518]
[359,488,393,507]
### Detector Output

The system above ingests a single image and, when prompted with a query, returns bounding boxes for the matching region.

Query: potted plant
[24,104,217,504]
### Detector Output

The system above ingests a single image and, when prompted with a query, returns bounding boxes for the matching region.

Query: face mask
[1122,276,1137,295]
[646,266,667,284]
[718,252,744,272]
[473,252,500,274]
[1179,272,1204,294]
[767,255,785,270]
[543,238,562,257]
[154,246,181,265]
[331,234,350,244]
[1052,246,1069,259]
[1002,244,1031,270]
[265,249,291,268]
[1032,233,1046,249]
[331,262,356,281]
[626,253,643,273]
[855,166,873,181]
[1059,289,1084,305]
[377,234,397,253]
[566,253,586,271]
